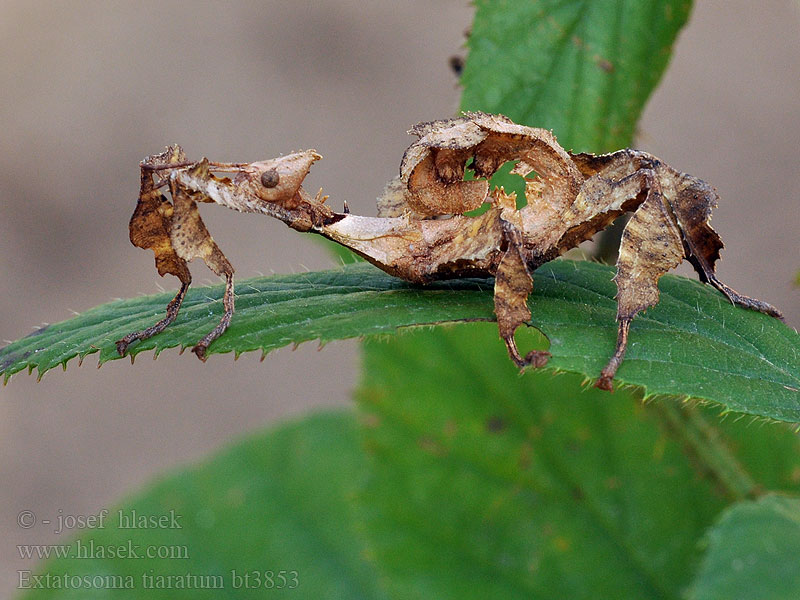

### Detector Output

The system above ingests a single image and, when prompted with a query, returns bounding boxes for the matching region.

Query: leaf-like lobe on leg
[168,178,233,279]
[118,146,194,356]
[129,145,191,283]
[168,177,235,359]
[615,188,684,320]
[494,243,534,368]
[669,175,723,278]
[670,174,783,319]
[598,183,684,389]
[493,198,550,370]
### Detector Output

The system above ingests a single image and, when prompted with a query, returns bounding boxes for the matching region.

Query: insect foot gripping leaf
[118,113,783,391]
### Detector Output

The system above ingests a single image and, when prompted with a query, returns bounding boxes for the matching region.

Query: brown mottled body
[119,113,782,389]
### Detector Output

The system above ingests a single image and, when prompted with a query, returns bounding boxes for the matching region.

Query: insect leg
[116,279,190,356]
[168,177,236,361]
[117,148,194,357]
[191,271,234,361]
[493,224,550,369]
[595,170,683,390]
[668,176,784,321]
[595,318,631,391]
[704,275,783,320]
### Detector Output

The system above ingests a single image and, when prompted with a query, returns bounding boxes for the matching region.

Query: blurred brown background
[0,1,798,596]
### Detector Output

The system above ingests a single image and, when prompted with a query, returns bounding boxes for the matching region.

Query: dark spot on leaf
[418,436,447,456]
[486,416,506,432]
[596,57,614,72]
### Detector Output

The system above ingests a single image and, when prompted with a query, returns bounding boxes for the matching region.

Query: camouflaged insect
[117,112,782,390]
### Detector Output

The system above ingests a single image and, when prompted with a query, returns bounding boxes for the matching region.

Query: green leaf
[18,411,387,600]
[355,325,800,600]
[3,261,797,422]
[461,0,692,152]
[20,340,800,600]
[688,494,800,600]
[0,263,497,379]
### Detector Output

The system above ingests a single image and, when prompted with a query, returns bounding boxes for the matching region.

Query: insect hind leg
[683,254,784,321]
[706,272,783,321]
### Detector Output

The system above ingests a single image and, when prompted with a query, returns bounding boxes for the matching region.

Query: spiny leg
[668,175,784,321]
[684,246,785,321]
[116,280,191,356]
[594,171,684,390]
[169,176,236,360]
[118,146,194,357]
[493,227,550,369]
[705,274,783,320]
[191,272,234,361]
[595,318,631,391]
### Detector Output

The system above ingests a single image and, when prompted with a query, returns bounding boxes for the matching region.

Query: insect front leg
[167,177,235,360]
[117,149,195,357]
[191,271,234,360]
[116,279,191,356]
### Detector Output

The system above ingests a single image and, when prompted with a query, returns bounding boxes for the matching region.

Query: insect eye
[260,169,280,188]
